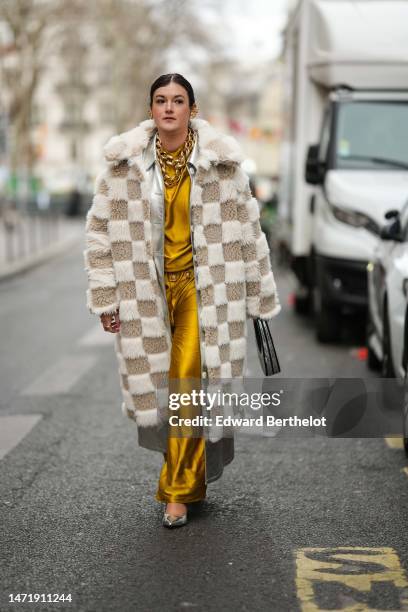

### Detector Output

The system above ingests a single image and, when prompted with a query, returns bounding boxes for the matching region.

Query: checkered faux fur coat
[84,118,281,428]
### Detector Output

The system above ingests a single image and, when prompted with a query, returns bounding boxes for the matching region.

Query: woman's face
[150,82,192,134]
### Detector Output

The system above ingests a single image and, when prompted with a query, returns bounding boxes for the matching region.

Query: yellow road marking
[385,437,404,449]
[296,547,408,611]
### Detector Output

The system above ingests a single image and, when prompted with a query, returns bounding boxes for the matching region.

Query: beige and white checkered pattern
[84,118,281,429]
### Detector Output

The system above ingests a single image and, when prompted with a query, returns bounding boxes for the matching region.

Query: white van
[279,0,408,342]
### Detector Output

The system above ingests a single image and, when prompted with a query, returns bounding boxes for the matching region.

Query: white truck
[279,0,408,342]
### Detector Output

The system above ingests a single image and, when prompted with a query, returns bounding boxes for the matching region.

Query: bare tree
[0,0,71,172]
[91,0,222,131]
[0,0,229,178]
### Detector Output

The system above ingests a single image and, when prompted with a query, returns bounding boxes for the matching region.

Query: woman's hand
[100,308,121,333]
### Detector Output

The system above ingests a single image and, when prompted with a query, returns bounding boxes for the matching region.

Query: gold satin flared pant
[155,268,207,503]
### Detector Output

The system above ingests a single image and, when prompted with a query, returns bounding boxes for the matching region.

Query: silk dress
[155,142,207,503]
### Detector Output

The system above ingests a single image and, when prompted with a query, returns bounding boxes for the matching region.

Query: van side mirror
[380,212,403,241]
[305,144,325,185]
[384,209,399,220]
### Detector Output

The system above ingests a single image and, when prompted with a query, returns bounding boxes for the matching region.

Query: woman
[84,73,281,528]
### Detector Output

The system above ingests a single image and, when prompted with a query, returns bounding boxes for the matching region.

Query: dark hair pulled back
[149,73,195,108]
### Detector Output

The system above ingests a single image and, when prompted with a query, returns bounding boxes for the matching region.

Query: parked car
[367,203,408,454]
[367,202,408,377]
[402,306,408,454]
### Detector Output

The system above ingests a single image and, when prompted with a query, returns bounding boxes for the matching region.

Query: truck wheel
[367,345,381,371]
[382,304,395,378]
[366,317,381,371]
[294,292,311,316]
[315,299,341,343]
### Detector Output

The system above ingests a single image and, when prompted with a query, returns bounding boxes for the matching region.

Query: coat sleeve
[235,166,281,320]
[83,168,119,316]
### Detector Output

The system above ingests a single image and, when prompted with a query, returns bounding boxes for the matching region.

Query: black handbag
[253,318,281,376]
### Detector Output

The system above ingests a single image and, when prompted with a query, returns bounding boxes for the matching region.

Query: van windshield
[335,101,408,170]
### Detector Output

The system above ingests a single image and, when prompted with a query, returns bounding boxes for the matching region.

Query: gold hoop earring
[190,105,199,119]
[148,109,153,119]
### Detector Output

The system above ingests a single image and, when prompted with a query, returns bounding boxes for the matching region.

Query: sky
[165,0,293,81]
[219,0,292,62]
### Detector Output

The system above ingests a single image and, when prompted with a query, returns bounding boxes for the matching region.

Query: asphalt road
[1,242,408,611]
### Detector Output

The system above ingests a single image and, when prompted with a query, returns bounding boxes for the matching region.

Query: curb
[0,232,84,282]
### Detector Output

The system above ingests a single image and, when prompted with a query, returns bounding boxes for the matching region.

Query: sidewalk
[0,215,85,281]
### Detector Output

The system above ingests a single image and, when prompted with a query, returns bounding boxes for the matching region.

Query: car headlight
[330,204,380,235]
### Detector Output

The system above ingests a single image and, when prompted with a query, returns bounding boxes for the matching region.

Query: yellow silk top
[162,143,193,272]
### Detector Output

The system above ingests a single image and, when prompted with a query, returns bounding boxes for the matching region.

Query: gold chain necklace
[156,127,195,188]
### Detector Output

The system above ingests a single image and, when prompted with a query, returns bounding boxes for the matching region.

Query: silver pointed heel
[162,512,188,528]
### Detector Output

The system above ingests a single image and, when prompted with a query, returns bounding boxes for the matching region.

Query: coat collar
[103,117,244,171]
